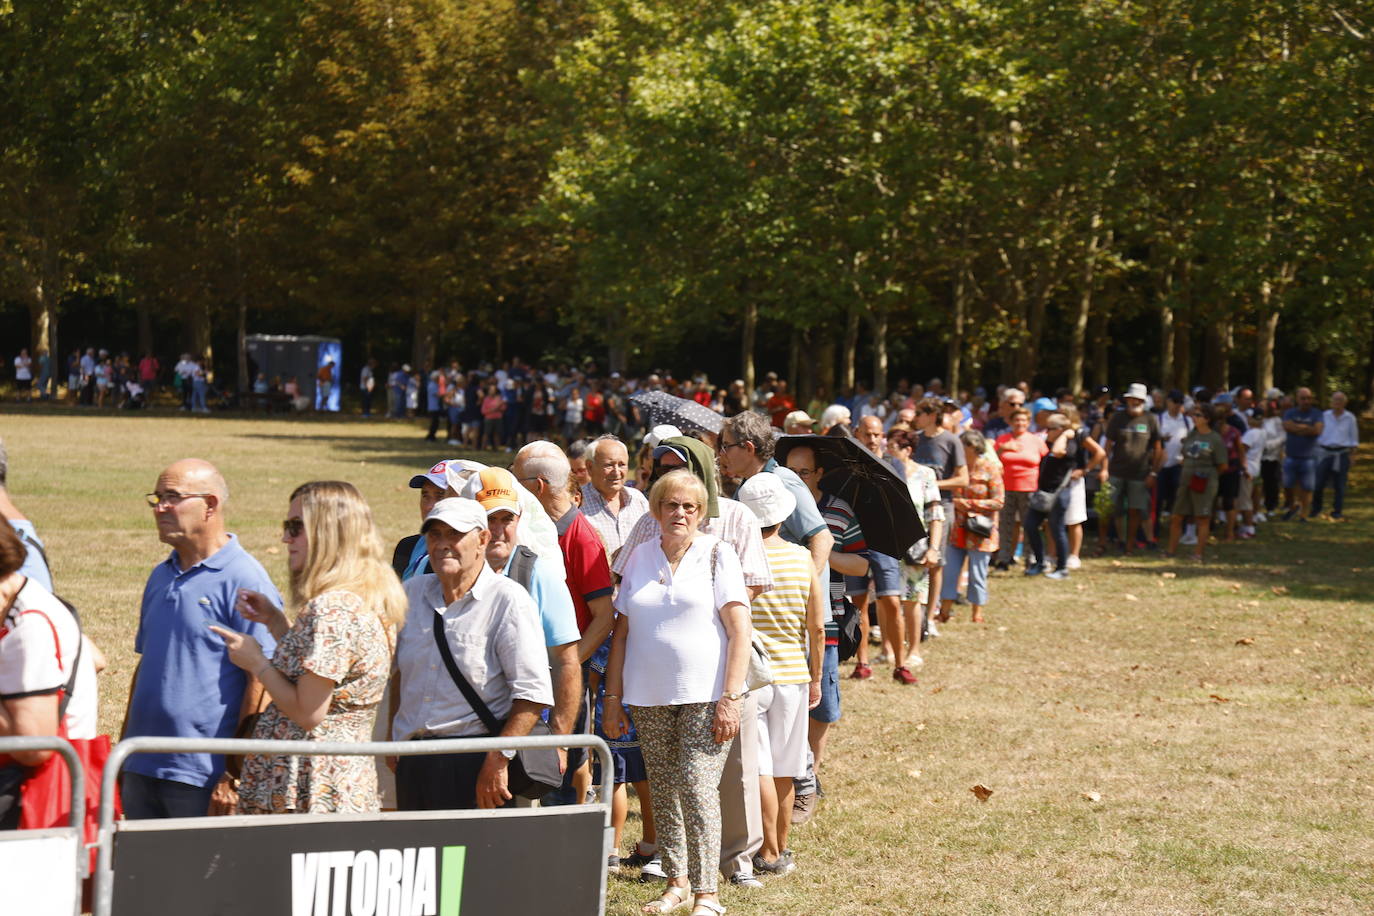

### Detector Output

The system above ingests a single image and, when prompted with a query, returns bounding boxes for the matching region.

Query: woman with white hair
[818,403,851,435]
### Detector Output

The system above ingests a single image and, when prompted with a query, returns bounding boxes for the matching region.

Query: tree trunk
[1256,281,1280,395]
[1159,303,1175,389]
[1202,322,1225,391]
[185,301,213,380]
[787,326,800,393]
[815,332,836,402]
[841,305,859,392]
[948,267,967,394]
[741,299,757,393]
[136,301,154,359]
[870,305,889,396]
[1219,319,1232,391]
[411,300,437,371]
[236,299,249,394]
[1090,306,1110,388]
[1172,316,1191,394]
[1315,340,1328,402]
[795,328,814,404]
[1068,218,1102,393]
[28,282,53,359]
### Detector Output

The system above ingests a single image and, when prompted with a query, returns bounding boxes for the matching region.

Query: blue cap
[1032,397,1058,415]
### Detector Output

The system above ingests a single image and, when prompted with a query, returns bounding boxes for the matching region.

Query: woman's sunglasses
[282,518,305,538]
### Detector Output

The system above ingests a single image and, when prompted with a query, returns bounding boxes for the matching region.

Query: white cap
[409,459,459,490]
[645,424,683,449]
[1124,382,1149,401]
[737,473,797,528]
[420,497,487,535]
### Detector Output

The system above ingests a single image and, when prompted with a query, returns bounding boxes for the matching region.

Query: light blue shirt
[126,535,280,788]
[9,519,53,593]
[501,549,580,648]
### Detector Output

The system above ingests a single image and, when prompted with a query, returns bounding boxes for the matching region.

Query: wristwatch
[722,690,747,701]
[498,748,517,761]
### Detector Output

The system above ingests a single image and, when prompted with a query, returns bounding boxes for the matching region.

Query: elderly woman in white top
[603,469,751,916]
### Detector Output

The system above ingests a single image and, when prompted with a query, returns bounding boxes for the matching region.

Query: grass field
[2,408,1371,915]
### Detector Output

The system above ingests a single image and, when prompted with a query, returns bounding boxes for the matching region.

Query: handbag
[710,543,772,693]
[1188,472,1210,493]
[1030,468,1073,513]
[964,513,995,539]
[836,595,862,663]
[11,597,122,896]
[430,620,562,800]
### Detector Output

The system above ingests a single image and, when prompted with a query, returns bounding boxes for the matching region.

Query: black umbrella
[629,389,724,435]
[775,434,926,558]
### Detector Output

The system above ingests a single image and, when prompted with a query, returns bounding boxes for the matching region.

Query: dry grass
[3,408,1371,915]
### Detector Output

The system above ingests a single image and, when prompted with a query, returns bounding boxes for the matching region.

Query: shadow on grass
[245,432,515,472]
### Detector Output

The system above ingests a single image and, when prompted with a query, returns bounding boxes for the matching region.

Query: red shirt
[555,508,614,633]
[584,392,606,423]
[995,431,1048,492]
[766,393,796,429]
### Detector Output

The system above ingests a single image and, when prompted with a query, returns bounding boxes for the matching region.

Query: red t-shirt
[766,393,796,428]
[556,508,614,633]
[995,431,1048,492]
[584,392,606,423]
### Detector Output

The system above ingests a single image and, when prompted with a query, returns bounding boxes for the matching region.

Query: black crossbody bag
[430,620,562,800]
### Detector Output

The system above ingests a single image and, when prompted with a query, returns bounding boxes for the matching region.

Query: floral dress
[951,455,1006,554]
[238,590,392,814]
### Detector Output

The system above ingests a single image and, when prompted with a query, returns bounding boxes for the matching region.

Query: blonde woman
[211,481,406,814]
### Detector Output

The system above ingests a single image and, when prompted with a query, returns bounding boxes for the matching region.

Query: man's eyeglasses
[282,518,305,538]
[145,492,210,508]
[792,468,817,478]
[717,440,747,453]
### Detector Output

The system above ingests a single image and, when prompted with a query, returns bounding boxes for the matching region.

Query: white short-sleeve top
[615,534,749,707]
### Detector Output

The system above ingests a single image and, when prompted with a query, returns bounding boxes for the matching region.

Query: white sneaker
[1254,513,1267,524]
[1066,555,1082,570]
[1179,529,1198,546]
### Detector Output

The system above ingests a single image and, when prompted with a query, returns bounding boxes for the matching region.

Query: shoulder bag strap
[51,595,83,720]
[430,613,502,736]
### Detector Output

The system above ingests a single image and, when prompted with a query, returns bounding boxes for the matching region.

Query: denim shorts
[808,644,841,724]
[844,550,902,598]
[1282,455,1315,491]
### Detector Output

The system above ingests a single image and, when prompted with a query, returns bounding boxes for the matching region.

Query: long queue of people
[0,370,1358,915]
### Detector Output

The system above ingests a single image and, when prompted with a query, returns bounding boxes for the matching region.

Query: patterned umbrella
[629,389,724,435]
[775,434,925,558]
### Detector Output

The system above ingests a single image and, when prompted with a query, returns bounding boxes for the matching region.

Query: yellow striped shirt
[751,541,813,685]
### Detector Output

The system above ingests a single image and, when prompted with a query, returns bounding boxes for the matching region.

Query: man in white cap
[391,459,456,579]
[782,410,817,436]
[390,497,554,810]
[469,466,581,780]
[1103,382,1163,554]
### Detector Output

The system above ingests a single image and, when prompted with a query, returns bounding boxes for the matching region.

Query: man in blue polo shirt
[1282,387,1324,521]
[122,459,279,819]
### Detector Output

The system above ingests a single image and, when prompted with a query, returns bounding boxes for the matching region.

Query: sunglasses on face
[282,518,305,538]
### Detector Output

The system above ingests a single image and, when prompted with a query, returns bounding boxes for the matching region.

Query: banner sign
[0,829,81,916]
[110,808,605,916]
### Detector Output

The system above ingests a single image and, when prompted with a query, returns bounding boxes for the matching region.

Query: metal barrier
[95,734,613,916]
[0,735,87,916]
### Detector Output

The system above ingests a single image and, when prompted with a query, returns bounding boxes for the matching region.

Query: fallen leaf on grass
[1111,560,1123,568]
[907,769,922,779]
[1208,694,1230,703]
[915,723,926,731]
[1271,585,1290,596]
[1200,681,1216,689]
[1161,572,1177,579]
[1293,648,1304,655]
[1235,637,1255,646]
[1229,583,1242,591]
[930,686,945,694]
[1124,593,1140,602]
[1246,600,1260,607]
[1082,792,1102,802]
[971,785,994,802]
[266,547,280,555]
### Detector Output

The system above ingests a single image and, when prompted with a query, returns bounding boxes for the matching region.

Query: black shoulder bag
[430,619,562,800]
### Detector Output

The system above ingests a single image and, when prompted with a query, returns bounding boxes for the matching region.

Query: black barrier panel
[111,808,604,916]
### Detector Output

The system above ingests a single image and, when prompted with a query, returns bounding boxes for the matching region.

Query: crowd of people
[0,364,1361,915]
